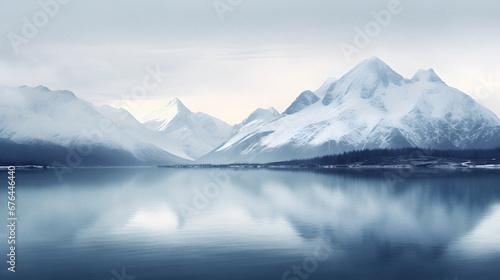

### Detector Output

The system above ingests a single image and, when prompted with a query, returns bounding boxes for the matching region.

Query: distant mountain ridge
[0,86,188,166]
[1,57,499,166]
[142,98,233,160]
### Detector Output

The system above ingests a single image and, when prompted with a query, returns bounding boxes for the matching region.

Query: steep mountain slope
[0,86,188,166]
[142,98,233,160]
[231,107,280,136]
[314,77,337,98]
[240,107,280,125]
[283,91,319,115]
[97,104,194,160]
[201,57,500,163]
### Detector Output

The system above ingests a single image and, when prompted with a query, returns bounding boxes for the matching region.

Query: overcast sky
[1,0,499,124]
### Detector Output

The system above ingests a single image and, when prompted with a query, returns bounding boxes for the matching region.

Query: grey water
[1,168,500,280]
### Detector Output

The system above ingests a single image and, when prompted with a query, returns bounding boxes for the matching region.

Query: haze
[1,0,499,124]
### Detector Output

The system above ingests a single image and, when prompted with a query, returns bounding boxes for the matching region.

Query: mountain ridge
[200,57,500,163]
[0,86,189,166]
[142,97,233,160]
[2,57,499,166]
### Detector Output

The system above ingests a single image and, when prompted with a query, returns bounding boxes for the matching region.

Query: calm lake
[1,168,500,280]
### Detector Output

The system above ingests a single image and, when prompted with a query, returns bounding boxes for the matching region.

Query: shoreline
[1,164,500,170]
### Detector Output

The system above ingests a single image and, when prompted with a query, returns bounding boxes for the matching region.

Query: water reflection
[1,168,499,279]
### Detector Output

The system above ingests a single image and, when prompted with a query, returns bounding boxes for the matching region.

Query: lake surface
[1,167,500,280]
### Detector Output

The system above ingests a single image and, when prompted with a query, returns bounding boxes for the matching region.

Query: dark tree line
[272,147,500,165]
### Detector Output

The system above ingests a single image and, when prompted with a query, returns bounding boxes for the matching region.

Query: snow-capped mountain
[97,104,195,160]
[282,91,319,115]
[142,98,232,160]
[200,57,500,163]
[231,107,280,136]
[0,86,188,166]
[3,57,499,166]
[240,107,280,125]
[314,77,337,98]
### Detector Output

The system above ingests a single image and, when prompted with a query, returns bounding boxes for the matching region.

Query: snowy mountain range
[1,57,499,166]
[141,98,232,160]
[0,86,188,166]
[200,57,500,163]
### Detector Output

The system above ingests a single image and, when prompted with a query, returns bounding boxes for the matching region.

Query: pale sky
[1,0,499,124]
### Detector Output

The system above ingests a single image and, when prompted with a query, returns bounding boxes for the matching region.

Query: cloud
[1,0,499,122]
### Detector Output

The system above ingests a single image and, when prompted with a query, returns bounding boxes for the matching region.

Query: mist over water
[1,168,499,280]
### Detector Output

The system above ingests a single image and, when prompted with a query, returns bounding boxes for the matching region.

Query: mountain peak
[242,107,280,125]
[356,56,396,74]
[284,90,320,115]
[166,97,190,112]
[141,97,191,123]
[411,68,444,83]
[321,57,404,105]
[341,57,404,87]
[34,85,50,91]
[354,56,391,71]
[366,55,384,63]
[266,107,280,116]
